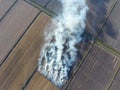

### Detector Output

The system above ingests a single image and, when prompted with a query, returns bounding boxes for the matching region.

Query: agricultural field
[66,44,120,90]
[31,0,50,6]
[0,0,17,21]
[25,72,58,90]
[0,0,39,65]
[86,0,117,36]
[0,0,120,90]
[99,0,120,52]
[0,12,52,90]
[109,69,120,90]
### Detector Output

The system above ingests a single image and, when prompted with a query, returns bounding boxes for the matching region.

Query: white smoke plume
[38,0,89,87]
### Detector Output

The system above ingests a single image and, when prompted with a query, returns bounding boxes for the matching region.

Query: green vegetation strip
[96,38,120,58]
[24,0,56,17]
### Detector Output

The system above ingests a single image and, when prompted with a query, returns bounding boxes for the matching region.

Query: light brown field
[26,72,58,90]
[0,0,39,64]
[0,12,54,90]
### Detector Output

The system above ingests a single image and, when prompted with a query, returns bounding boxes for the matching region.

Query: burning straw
[38,0,89,87]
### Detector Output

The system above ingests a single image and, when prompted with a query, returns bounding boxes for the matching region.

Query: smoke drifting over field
[38,0,89,87]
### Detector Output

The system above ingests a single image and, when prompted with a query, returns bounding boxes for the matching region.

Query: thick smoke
[38,0,89,87]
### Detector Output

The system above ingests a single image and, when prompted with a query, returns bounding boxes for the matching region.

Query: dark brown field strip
[0,0,39,65]
[99,0,120,52]
[66,44,120,90]
[0,12,51,90]
[109,68,120,90]
[25,72,58,90]
[0,0,17,21]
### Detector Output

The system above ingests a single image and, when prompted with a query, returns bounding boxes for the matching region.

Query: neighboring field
[67,44,120,90]
[0,0,17,21]
[0,0,39,65]
[0,12,51,90]
[31,0,50,6]
[99,0,120,51]
[26,72,58,90]
[110,69,120,90]
[86,0,117,36]
[46,0,62,14]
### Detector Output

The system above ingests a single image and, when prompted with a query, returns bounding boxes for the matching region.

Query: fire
[38,0,89,87]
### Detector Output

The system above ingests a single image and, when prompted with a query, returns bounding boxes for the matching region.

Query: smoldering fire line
[38,0,89,87]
